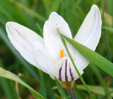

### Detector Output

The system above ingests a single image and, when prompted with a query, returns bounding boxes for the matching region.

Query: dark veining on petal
[69,64,74,81]
[15,28,31,46]
[59,63,63,81]
[83,9,97,45]
[65,59,68,82]
[7,25,31,53]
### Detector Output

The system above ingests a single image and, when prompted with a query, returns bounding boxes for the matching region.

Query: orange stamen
[60,49,64,58]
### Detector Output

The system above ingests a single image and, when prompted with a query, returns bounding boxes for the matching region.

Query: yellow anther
[60,49,64,58]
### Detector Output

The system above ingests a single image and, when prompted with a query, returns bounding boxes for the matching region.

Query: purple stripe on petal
[59,63,63,81]
[65,59,68,82]
[69,65,74,81]
[14,29,31,46]
[7,25,31,53]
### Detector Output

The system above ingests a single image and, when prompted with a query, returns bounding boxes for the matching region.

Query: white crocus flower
[6,5,101,83]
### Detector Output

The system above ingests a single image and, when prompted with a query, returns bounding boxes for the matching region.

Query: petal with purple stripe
[65,59,68,82]
[69,65,74,81]
[59,62,63,81]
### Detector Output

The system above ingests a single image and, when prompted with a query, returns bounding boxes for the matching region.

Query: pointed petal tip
[49,12,59,19]
[6,21,14,26]
[90,4,102,24]
[50,12,58,16]
[44,12,58,27]
[90,4,99,12]
[91,4,98,9]
[6,22,16,34]
[6,22,11,28]
[6,22,12,34]
[6,22,18,30]
[91,5,101,17]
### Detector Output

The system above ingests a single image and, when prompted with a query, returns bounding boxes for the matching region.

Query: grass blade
[38,70,47,98]
[102,0,112,61]
[61,37,95,99]
[77,85,113,97]
[55,79,68,99]
[42,0,50,17]
[61,34,113,77]
[51,0,61,12]
[102,27,113,32]
[15,2,46,22]
[90,64,110,97]
[0,60,18,99]
[0,67,45,99]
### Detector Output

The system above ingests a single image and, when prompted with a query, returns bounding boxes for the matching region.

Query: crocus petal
[33,41,54,78]
[6,22,44,66]
[74,5,101,50]
[66,41,78,61]
[43,12,72,63]
[74,5,102,70]
[54,57,83,81]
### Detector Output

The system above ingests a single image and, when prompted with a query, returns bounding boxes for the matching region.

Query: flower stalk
[67,86,76,99]
[59,81,76,99]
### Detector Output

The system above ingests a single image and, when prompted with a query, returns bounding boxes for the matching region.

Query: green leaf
[77,85,113,97]
[0,78,15,99]
[51,0,61,12]
[15,2,46,22]
[0,60,19,99]
[102,27,113,32]
[90,64,110,97]
[0,67,45,99]
[38,70,47,98]
[61,34,113,76]
[55,79,68,99]
[42,0,50,17]
[61,37,94,99]
[102,0,112,62]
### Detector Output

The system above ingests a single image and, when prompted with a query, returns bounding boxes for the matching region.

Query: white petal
[6,22,44,66]
[33,41,54,78]
[74,5,101,50]
[74,5,102,70]
[66,41,77,61]
[54,57,83,81]
[43,12,72,63]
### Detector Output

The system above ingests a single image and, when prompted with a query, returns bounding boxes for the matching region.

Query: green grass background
[0,0,113,99]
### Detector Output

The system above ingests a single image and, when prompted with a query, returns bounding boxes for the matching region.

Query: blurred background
[0,0,113,99]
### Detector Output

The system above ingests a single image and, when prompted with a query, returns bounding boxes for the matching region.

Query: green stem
[58,28,94,99]
[102,0,112,61]
[59,81,76,99]
[67,87,76,99]
[112,0,113,28]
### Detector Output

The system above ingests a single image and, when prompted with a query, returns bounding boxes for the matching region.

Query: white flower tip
[50,12,58,17]
[6,22,18,32]
[6,22,12,35]
[49,12,60,20]
[6,21,11,25]
[90,4,102,24]
[91,4,100,15]
[44,12,59,29]
[6,21,14,27]
[6,22,10,30]
[90,5,98,13]
[91,4,99,9]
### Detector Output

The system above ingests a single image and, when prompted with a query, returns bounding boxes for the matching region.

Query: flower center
[55,57,75,82]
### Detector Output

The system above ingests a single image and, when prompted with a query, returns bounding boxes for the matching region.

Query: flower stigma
[60,49,64,58]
